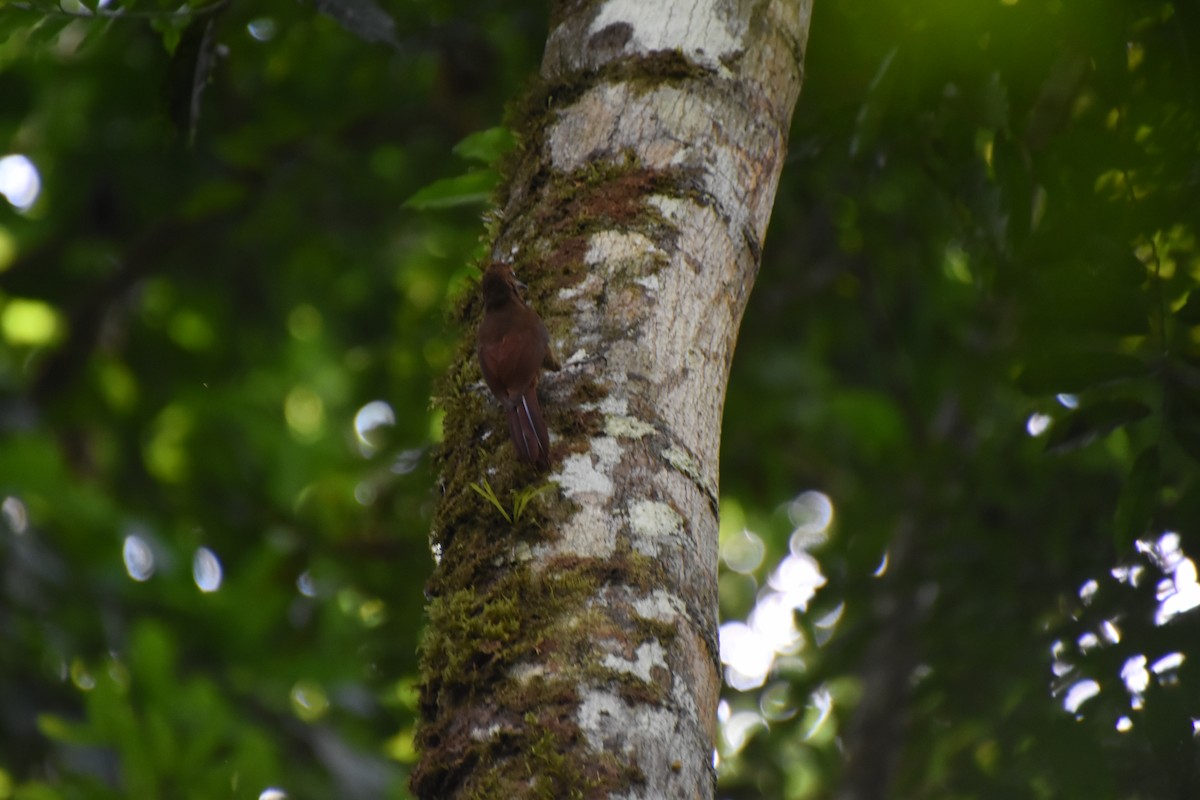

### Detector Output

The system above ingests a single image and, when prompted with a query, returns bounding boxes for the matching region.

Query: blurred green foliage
[2,0,1200,798]
[0,0,545,797]
[718,0,1200,798]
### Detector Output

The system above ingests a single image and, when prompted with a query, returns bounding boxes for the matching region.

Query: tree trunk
[413,2,811,797]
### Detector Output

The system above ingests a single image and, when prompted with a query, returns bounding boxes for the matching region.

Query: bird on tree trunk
[476,263,560,469]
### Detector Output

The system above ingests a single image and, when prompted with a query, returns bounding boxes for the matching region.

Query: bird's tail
[506,387,550,469]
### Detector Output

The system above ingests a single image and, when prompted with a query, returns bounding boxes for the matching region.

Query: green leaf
[1044,399,1151,454]
[511,482,553,524]
[73,15,117,53]
[405,169,499,210]
[1017,352,1148,395]
[25,14,72,46]
[0,11,33,46]
[1112,447,1159,552]
[1176,291,1200,325]
[37,714,90,745]
[469,479,511,523]
[150,15,187,56]
[453,127,516,165]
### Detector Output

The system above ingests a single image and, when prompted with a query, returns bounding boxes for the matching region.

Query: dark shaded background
[2,0,1198,797]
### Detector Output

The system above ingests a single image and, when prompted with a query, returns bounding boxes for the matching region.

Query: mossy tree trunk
[413,2,811,797]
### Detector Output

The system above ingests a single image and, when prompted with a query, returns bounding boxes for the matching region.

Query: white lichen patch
[558,271,602,301]
[629,500,684,558]
[589,0,743,72]
[547,436,628,557]
[629,499,684,541]
[471,723,505,741]
[646,194,690,225]
[585,230,658,265]
[577,691,629,750]
[634,273,660,292]
[603,640,668,683]
[633,590,683,623]
[557,437,621,498]
[598,394,629,415]
[551,505,618,559]
[579,393,628,418]
[563,348,591,366]
[578,688,676,751]
[605,414,656,439]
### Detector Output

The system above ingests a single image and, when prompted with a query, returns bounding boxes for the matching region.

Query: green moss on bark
[413,41,708,800]
[413,546,669,798]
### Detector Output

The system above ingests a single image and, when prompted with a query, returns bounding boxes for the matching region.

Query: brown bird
[476,263,560,468]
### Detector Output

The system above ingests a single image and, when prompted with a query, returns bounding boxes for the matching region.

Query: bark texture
[414,2,810,798]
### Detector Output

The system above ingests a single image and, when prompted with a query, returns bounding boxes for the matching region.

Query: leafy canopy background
[1,0,1199,797]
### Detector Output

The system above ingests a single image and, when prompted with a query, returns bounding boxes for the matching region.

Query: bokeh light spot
[1151,652,1184,675]
[193,547,223,592]
[401,269,440,310]
[721,528,765,574]
[802,688,835,741]
[69,658,95,691]
[1079,578,1098,603]
[284,386,325,440]
[1026,412,1051,436]
[290,680,330,722]
[717,497,747,545]
[0,154,41,211]
[789,490,834,552]
[1,298,62,346]
[392,448,422,475]
[0,226,16,271]
[2,496,28,534]
[247,18,277,41]
[354,481,377,505]
[759,681,797,722]
[358,598,387,627]
[167,309,215,351]
[428,408,445,442]
[942,240,972,283]
[719,621,774,690]
[1122,654,1149,696]
[144,404,193,483]
[1063,679,1100,713]
[384,728,417,763]
[287,303,322,341]
[354,400,395,456]
[122,534,155,581]
[769,553,827,607]
[749,593,804,654]
[721,710,766,754]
